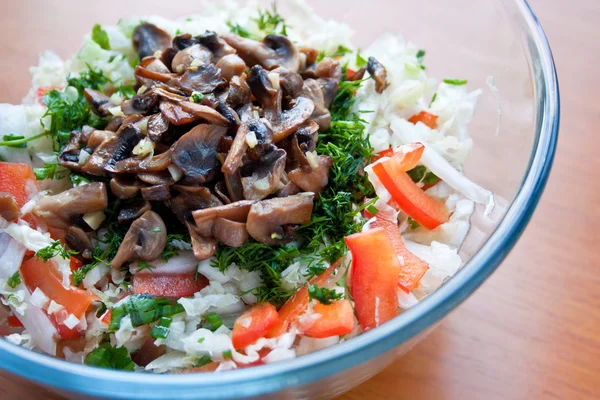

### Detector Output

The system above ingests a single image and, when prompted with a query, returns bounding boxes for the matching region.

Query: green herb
[151,317,172,339]
[443,78,467,86]
[129,57,140,69]
[0,132,46,148]
[407,217,421,230]
[114,84,136,99]
[429,92,437,107]
[307,284,343,305]
[222,350,232,359]
[366,204,379,216]
[252,3,288,36]
[194,355,212,367]
[197,337,205,344]
[35,240,77,262]
[149,228,162,233]
[203,312,223,331]
[34,163,68,180]
[136,260,155,273]
[226,22,258,40]
[91,24,111,50]
[85,343,135,370]
[407,165,439,185]
[109,294,184,331]
[160,233,190,262]
[416,49,426,70]
[190,92,205,103]
[69,173,91,186]
[96,303,108,318]
[7,272,21,289]
[356,51,368,68]
[317,45,352,62]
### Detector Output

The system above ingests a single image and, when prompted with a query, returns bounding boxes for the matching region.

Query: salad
[0,1,493,373]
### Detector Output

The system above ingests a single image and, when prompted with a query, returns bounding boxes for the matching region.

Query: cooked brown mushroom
[271,67,304,99]
[214,181,231,204]
[135,57,175,86]
[32,182,108,229]
[299,47,319,68]
[141,184,171,201]
[276,180,301,197]
[105,116,125,132]
[314,57,342,81]
[171,44,214,73]
[113,149,172,174]
[170,124,228,184]
[246,192,314,245]
[118,200,151,224]
[64,226,94,260]
[192,200,253,247]
[169,185,221,225]
[138,171,174,186]
[300,79,331,131]
[57,131,84,171]
[367,56,389,93]
[240,146,286,200]
[169,63,226,95]
[198,31,236,61]
[84,89,113,117]
[179,101,231,125]
[133,23,172,60]
[120,90,161,116]
[86,130,115,150]
[110,176,144,199]
[288,155,333,195]
[147,113,170,142]
[110,210,167,269]
[346,66,367,81]
[318,78,339,109]
[0,193,21,221]
[226,75,251,108]
[216,54,247,81]
[221,33,300,72]
[187,223,216,260]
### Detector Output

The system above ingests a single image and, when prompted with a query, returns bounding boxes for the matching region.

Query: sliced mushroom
[187,223,216,260]
[314,57,342,81]
[300,79,331,131]
[118,200,151,224]
[169,185,219,225]
[171,44,214,73]
[147,113,170,142]
[226,75,251,108]
[179,101,231,125]
[288,155,333,195]
[170,124,228,185]
[120,90,161,116]
[192,200,253,237]
[83,89,113,117]
[138,171,174,186]
[105,116,125,132]
[276,180,300,197]
[135,57,175,86]
[159,101,197,126]
[213,218,249,248]
[216,154,244,202]
[133,23,172,60]
[64,226,93,260]
[141,184,171,201]
[113,149,171,174]
[271,67,304,99]
[278,120,319,170]
[240,146,286,200]
[58,131,83,171]
[221,122,249,175]
[198,31,236,61]
[0,193,21,221]
[214,181,231,205]
[110,176,144,199]
[318,78,339,109]
[173,33,200,51]
[246,192,314,245]
[216,54,247,81]
[32,182,108,229]
[87,130,115,150]
[169,63,226,95]
[221,33,300,72]
[367,57,389,93]
[110,210,167,269]
[299,47,319,67]
[346,66,367,81]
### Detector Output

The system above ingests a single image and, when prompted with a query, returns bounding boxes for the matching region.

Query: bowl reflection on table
[0,0,558,398]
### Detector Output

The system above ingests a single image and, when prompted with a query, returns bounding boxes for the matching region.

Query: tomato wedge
[372,157,449,230]
[0,162,38,207]
[266,261,340,338]
[232,302,279,349]
[7,315,23,328]
[300,299,354,338]
[408,111,438,129]
[370,218,429,293]
[132,273,209,298]
[345,228,401,331]
[20,257,95,318]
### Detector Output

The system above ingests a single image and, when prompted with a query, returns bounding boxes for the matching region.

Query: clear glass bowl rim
[0,1,559,398]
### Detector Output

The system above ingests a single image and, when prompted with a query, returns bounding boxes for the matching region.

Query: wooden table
[1,0,599,399]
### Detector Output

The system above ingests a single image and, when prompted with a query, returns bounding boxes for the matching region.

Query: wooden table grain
[1,0,599,399]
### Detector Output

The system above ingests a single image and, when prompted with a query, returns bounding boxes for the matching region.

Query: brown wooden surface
[1,0,599,399]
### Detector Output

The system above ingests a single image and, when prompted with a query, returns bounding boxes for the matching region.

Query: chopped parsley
[69,173,91,186]
[317,45,353,62]
[109,294,184,331]
[135,260,155,273]
[416,49,426,69]
[443,78,468,86]
[0,132,45,148]
[429,92,438,107]
[307,284,343,305]
[91,24,110,50]
[407,165,439,185]
[227,4,289,40]
[7,272,21,289]
[160,233,190,262]
[34,163,68,181]
[114,84,136,99]
[35,240,77,262]
[356,50,368,68]
[85,343,135,370]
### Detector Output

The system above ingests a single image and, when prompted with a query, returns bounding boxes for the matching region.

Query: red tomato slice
[372,158,449,230]
[266,261,340,338]
[0,162,38,207]
[300,299,355,338]
[50,313,82,340]
[370,218,429,293]
[69,256,84,272]
[345,228,401,331]
[232,302,279,350]
[36,86,61,106]
[132,273,209,298]
[20,257,95,319]
[408,111,438,129]
[7,315,23,328]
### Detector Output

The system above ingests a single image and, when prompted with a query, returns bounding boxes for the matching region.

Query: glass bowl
[0,0,558,398]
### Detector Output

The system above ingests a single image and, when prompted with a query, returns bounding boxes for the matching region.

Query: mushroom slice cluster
[54,23,389,264]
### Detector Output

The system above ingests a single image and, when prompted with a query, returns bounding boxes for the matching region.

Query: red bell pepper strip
[232,302,279,349]
[132,273,209,298]
[20,257,95,318]
[266,260,340,338]
[370,217,429,293]
[300,299,355,338]
[0,162,38,208]
[372,157,449,230]
[345,228,401,331]
[408,111,438,129]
